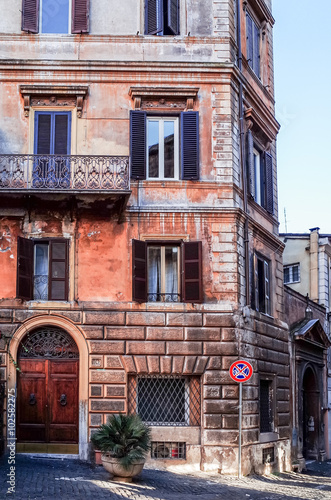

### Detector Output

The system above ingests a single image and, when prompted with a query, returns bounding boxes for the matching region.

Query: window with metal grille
[260,379,273,433]
[128,375,201,426]
[151,442,186,459]
[262,446,275,464]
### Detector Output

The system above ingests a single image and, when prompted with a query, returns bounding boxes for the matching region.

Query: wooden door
[17,359,78,443]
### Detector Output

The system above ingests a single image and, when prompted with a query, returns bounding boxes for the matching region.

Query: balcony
[0,154,130,220]
[0,154,130,193]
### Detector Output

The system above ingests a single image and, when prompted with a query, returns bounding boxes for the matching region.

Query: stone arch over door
[8,315,89,460]
[301,365,320,459]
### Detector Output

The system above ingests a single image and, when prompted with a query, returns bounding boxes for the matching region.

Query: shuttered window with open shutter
[130,111,147,179]
[264,152,274,214]
[246,129,255,199]
[17,237,34,301]
[72,0,90,34]
[22,0,39,33]
[182,241,202,303]
[181,111,199,180]
[132,240,147,302]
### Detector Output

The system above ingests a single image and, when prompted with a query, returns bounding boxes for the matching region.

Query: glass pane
[41,0,69,34]
[148,247,161,301]
[34,244,49,300]
[284,267,290,284]
[165,247,178,300]
[293,265,299,282]
[52,261,65,279]
[148,121,159,178]
[164,121,175,178]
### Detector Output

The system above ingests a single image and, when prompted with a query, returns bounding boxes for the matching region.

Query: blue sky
[273,0,330,234]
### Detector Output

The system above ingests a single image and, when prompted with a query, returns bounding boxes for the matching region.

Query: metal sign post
[229,360,253,478]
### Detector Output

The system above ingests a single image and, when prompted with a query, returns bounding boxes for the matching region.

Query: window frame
[34,111,72,155]
[259,377,275,435]
[283,263,300,284]
[253,252,271,316]
[147,242,181,302]
[145,0,180,36]
[17,236,69,302]
[146,116,179,181]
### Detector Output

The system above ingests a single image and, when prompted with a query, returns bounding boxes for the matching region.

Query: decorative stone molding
[244,106,278,144]
[120,355,209,375]
[129,87,199,111]
[20,85,89,117]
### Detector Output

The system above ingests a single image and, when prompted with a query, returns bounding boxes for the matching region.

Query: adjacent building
[0,0,291,474]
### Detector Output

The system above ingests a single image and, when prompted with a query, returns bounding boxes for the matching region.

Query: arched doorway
[302,367,320,459]
[17,327,79,452]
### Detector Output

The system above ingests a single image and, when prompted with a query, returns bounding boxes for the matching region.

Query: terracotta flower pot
[101,453,145,482]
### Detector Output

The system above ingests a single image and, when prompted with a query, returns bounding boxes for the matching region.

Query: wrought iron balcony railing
[0,154,130,192]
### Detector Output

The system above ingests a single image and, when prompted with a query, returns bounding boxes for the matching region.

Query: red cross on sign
[229,360,253,383]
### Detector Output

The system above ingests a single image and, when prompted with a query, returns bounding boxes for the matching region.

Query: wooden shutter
[246,12,253,68]
[253,22,260,77]
[181,112,199,180]
[246,129,255,198]
[17,237,34,300]
[130,111,147,179]
[36,113,51,154]
[72,0,90,33]
[145,0,163,35]
[22,0,39,33]
[132,240,147,302]
[49,240,69,301]
[182,241,202,303]
[167,0,180,35]
[264,151,274,214]
[54,114,69,154]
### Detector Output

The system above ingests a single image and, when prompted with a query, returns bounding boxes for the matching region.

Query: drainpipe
[237,0,250,305]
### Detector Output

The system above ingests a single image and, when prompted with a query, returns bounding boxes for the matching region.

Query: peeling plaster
[87,231,101,238]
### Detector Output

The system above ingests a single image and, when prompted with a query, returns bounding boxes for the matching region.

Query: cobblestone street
[1,456,331,500]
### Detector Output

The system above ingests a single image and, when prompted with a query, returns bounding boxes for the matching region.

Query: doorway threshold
[16,443,79,454]
[18,453,79,460]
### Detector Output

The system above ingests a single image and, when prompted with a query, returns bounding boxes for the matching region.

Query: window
[132,240,202,303]
[151,442,186,459]
[145,0,180,36]
[33,111,71,187]
[259,379,274,433]
[253,253,271,315]
[128,375,200,426]
[147,117,179,180]
[22,0,89,34]
[17,237,69,301]
[284,264,300,284]
[130,111,199,180]
[246,10,260,77]
[246,129,274,214]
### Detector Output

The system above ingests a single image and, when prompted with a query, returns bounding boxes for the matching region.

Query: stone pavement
[1,455,331,500]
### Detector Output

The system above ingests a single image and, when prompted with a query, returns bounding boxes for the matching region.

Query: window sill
[26,301,72,309]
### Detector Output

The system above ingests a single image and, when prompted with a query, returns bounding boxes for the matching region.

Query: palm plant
[91,413,151,470]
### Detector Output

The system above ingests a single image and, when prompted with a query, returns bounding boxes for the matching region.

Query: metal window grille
[128,375,201,426]
[262,446,275,464]
[151,442,186,459]
[260,380,273,433]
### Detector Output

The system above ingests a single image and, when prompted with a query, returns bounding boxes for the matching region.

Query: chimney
[309,227,320,303]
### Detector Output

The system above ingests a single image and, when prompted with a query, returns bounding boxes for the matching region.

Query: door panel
[17,359,78,444]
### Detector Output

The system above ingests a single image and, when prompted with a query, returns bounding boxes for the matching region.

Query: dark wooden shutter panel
[246,12,253,68]
[246,129,255,199]
[264,151,274,214]
[181,111,199,180]
[253,22,260,77]
[130,111,146,179]
[146,0,163,35]
[54,114,69,154]
[182,241,202,303]
[132,240,147,303]
[22,0,39,33]
[49,240,69,301]
[17,237,34,300]
[36,114,51,154]
[72,0,90,34]
[167,0,180,35]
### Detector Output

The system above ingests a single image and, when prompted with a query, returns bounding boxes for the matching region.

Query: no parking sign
[229,360,253,383]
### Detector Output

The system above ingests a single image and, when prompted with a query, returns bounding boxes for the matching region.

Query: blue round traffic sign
[229,360,253,383]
